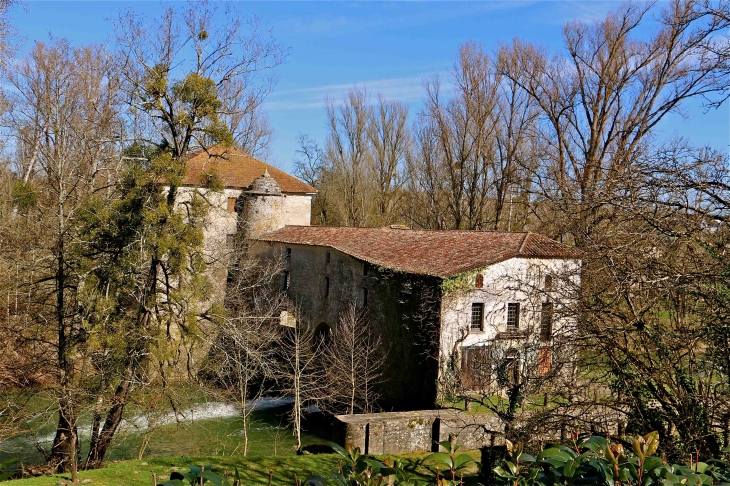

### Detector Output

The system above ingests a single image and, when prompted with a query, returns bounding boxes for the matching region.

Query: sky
[10,0,730,172]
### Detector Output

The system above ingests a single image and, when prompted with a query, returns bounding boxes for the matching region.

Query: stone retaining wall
[334,407,625,454]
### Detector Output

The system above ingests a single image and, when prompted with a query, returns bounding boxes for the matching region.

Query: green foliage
[199,168,224,192]
[425,438,479,483]
[440,269,485,295]
[0,458,19,482]
[494,432,730,486]
[10,181,38,209]
[159,465,234,486]
[307,442,426,486]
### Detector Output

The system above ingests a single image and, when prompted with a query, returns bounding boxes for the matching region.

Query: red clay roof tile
[182,145,316,194]
[259,226,581,278]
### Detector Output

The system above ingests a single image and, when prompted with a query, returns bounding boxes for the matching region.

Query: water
[0,398,330,464]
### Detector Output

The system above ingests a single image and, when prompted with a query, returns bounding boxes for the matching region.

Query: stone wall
[334,407,626,454]
[251,242,442,410]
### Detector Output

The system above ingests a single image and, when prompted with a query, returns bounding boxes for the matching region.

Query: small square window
[471,303,484,331]
[227,197,237,213]
[506,303,520,329]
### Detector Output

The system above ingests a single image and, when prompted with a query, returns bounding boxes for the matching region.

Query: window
[540,302,553,341]
[360,288,368,308]
[470,303,484,331]
[281,271,289,290]
[324,277,330,298]
[538,347,552,376]
[325,251,331,264]
[285,248,291,266]
[475,273,484,288]
[544,274,553,293]
[227,197,237,213]
[363,263,369,276]
[506,303,520,329]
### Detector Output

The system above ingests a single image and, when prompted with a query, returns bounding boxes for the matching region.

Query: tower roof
[246,171,282,195]
[182,145,316,194]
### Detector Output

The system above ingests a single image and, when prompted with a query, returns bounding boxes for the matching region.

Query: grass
[4,454,344,486]
[0,405,329,465]
[2,450,479,486]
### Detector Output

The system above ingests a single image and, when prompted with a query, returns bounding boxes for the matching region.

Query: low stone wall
[334,407,625,454]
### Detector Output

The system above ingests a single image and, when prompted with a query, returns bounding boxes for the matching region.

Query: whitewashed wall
[439,257,581,360]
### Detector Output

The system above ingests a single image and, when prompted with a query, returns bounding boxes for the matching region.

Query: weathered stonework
[334,407,626,454]
[250,242,442,410]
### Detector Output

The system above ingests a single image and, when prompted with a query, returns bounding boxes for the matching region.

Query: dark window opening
[314,323,331,347]
[363,263,369,276]
[281,271,290,290]
[227,197,237,213]
[475,273,484,288]
[471,303,484,331]
[544,274,553,293]
[360,288,368,308]
[506,303,520,329]
[540,302,553,341]
[325,251,331,264]
[324,277,330,298]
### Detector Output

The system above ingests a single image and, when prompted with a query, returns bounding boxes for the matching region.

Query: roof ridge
[517,232,530,254]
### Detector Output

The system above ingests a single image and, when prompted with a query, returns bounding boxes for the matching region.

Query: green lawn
[5,454,343,486]
[3,450,474,486]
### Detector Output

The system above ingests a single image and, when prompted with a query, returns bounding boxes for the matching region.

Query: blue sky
[11,1,730,171]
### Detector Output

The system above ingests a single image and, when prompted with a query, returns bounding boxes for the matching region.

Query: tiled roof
[182,145,316,194]
[259,226,581,278]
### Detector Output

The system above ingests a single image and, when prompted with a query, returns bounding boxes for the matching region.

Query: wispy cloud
[265,72,449,111]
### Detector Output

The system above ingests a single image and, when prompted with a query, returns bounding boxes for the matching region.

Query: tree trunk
[84,368,134,469]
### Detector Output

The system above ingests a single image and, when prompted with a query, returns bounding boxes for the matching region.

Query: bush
[494,432,730,486]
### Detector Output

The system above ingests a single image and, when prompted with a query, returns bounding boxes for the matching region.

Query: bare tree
[497,0,729,245]
[366,95,410,226]
[275,311,328,452]
[324,304,384,415]
[1,39,121,475]
[204,244,285,456]
[410,43,500,230]
[323,88,373,227]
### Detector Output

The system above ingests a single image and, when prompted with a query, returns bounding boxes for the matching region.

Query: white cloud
[264,72,449,111]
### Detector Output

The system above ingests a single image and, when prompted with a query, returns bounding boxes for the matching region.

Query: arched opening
[313,322,331,347]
